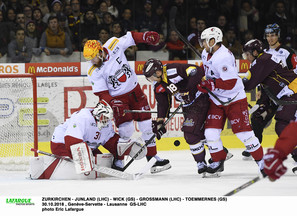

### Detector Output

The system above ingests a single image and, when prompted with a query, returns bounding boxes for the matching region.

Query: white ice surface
[1,149,296,215]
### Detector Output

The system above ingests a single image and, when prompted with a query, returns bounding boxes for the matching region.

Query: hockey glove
[263,148,287,181]
[197,79,215,93]
[152,120,166,140]
[143,31,160,45]
[254,104,268,120]
[179,90,194,104]
[110,99,125,118]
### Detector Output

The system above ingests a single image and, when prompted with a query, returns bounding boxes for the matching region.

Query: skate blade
[292,167,297,174]
[150,164,171,174]
[226,152,233,161]
[202,172,221,178]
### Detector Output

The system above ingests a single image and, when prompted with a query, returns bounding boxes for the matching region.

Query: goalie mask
[93,100,113,130]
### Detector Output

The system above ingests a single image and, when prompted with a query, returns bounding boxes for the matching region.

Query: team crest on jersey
[108,64,132,88]
[222,65,228,72]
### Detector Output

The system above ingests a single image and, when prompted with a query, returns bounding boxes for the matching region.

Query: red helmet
[143,58,163,78]
[242,39,264,54]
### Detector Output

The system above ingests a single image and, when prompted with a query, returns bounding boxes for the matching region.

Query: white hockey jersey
[201,45,247,105]
[87,32,138,97]
[51,108,115,150]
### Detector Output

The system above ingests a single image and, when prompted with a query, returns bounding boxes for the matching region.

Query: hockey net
[0,74,38,170]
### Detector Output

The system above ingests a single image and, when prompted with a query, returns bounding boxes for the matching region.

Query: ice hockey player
[30,101,147,179]
[197,27,265,175]
[83,31,171,173]
[143,58,210,175]
[242,38,297,173]
[264,121,297,181]
[242,23,297,159]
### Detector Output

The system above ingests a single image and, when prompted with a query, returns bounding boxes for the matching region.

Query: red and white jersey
[87,32,138,97]
[51,108,115,150]
[201,45,246,106]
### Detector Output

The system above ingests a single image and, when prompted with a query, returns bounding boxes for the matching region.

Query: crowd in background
[0,0,296,62]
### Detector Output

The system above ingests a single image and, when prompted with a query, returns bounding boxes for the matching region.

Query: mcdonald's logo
[27,66,36,74]
[240,62,250,72]
[137,63,144,72]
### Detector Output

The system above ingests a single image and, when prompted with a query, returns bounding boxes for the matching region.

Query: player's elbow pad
[239,70,251,83]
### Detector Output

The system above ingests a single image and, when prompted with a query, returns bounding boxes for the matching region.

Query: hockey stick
[121,102,184,171]
[203,86,239,106]
[169,6,201,58]
[262,86,297,106]
[124,109,184,114]
[224,175,264,196]
[30,148,135,180]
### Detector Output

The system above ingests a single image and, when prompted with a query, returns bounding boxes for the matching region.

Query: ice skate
[197,161,207,175]
[256,159,267,177]
[208,147,233,164]
[292,162,297,174]
[150,155,171,174]
[206,160,224,174]
[242,150,252,160]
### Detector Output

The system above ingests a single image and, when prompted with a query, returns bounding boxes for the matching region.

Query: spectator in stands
[191,0,217,26]
[81,9,100,41]
[222,25,242,58]
[110,21,123,38]
[63,2,72,17]
[241,29,254,46]
[7,0,23,14]
[23,5,33,23]
[187,18,207,58]
[97,1,108,23]
[25,20,38,48]
[57,13,72,42]
[217,14,228,34]
[0,22,11,59]
[105,0,119,19]
[68,0,82,51]
[43,0,64,24]
[32,7,47,43]
[155,4,167,37]
[188,17,197,35]
[7,28,33,63]
[166,29,186,60]
[135,0,159,33]
[115,0,133,16]
[119,8,134,34]
[15,12,26,30]
[98,27,110,45]
[5,8,16,24]
[0,1,7,14]
[267,0,292,43]
[39,16,73,56]
[0,10,3,23]
[101,12,114,33]
[238,0,260,39]
[81,0,97,13]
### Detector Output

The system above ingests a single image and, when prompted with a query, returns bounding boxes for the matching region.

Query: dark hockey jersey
[244,52,297,98]
[153,63,204,118]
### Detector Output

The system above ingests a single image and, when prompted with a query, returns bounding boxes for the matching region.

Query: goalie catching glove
[152,120,166,140]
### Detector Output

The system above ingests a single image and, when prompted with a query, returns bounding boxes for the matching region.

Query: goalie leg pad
[117,138,147,160]
[71,143,95,174]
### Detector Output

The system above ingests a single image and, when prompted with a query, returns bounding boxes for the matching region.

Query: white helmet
[200,27,223,52]
[93,100,113,130]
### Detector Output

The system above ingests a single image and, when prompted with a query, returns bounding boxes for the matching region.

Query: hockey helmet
[242,39,264,59]
[93,100,113,130]
[200,27,223,50]
[143,58,163,78]
[83,40,103,61]
[264,23,280,39]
